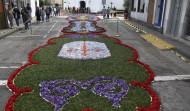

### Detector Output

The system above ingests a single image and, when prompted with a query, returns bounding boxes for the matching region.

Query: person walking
[113,7,117,17]
[21,6,29,29]
[7,5,14,28]
[45,7,50,22]
[107,7,110,19]
[35,7,41,24]
[41,7,45,23]
[102,6,107,19]
[13,5,21,27]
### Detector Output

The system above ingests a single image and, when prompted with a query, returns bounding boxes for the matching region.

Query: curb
[120,19,190,65]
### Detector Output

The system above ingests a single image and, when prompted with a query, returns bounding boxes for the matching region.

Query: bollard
[115,19,119,37]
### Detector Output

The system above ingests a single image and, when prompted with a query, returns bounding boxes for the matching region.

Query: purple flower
[40,77,128,110]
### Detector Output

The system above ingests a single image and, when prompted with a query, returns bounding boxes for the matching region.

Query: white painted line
[0,66,20,69]
[0,80,7,86]
[155,75,190,81]
[32,26,52,27]
[44,21,57,38]
[8,35,43,38]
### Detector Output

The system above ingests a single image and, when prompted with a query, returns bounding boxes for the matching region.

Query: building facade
[130,0,190,40]
[63,0,125,13]
[1,0,39,29]
[0,0,7,29]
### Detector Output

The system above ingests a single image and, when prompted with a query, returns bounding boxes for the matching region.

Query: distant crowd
[102,6,117,19]
[6,3,61,30]
[65,7,91,14]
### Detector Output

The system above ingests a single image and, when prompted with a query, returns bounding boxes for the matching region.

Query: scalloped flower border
[65,15,101,21]
[61,21,106,34]
[5,33,161,111]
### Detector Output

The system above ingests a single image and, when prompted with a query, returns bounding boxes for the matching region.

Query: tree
[123,0,130,8]
[44,0,51,6]
[55,3,59,7]
[40,0,44,7]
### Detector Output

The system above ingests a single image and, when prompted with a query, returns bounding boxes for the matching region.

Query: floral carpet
[5,14,161,111]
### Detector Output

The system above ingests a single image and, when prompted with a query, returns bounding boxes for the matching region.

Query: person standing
[110,8,113,17]
[107,7,110,19]
[35,7,41,24]
[113,7,117,17]
[57,7,60,16]
[21,6,29,29]
[13,5,21,27]
[26,3,32,18]
[7,5,14,28]
[53,7,56,16]
[45,7,50,22]
[41,7,45,23]
[102,6,107,19]
[124,8,128,20]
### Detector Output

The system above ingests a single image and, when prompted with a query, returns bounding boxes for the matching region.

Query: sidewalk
[119,17,190,63]
[0,17,36,39]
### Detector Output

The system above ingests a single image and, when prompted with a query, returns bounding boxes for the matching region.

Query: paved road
[0,16,67,110]
[0,15,190,111]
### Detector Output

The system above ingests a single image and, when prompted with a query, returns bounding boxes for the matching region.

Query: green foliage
[44,0,51,6]
[123,0,130,8]
[14,35,151,111]
[39,1,44,7]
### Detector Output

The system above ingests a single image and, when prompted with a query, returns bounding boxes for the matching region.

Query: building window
[131,0,137,11]
[137,0,145,13]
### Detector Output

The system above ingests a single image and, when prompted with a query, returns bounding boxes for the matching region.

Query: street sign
[102,0,106,5]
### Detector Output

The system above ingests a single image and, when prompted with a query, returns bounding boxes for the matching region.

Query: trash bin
[124,14,128,19]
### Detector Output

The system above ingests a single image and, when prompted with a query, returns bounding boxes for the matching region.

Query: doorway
[80,1,86,8]
[186,17,190,36]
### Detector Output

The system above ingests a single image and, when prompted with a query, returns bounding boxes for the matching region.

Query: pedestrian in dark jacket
[45,7,50,22]
[26,3,32,18]
[21,6,29,29]
[36,7,41,24]
[13,5,21,27]
[113,7,117,17]
[107,7,110,19]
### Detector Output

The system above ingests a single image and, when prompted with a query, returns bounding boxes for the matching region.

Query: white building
[130,0,190,40]
[63,0,125,13]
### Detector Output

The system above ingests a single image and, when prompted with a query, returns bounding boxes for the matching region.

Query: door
[158,0,164,27]
[171,0,182,36]
[147,0,155,25]
[186,7,190,36]
[0,0,7,29]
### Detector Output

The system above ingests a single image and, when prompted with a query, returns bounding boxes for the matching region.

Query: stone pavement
[97,17,190,110]
[0,14,190,110]
[0,17,37,39]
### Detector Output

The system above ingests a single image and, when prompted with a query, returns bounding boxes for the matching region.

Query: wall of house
[63,0,124,13]
[29,0,39,17]
[163,0,173,35]
[130,0,149,22]
[178,0,189,38]
[163,0,189,38]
